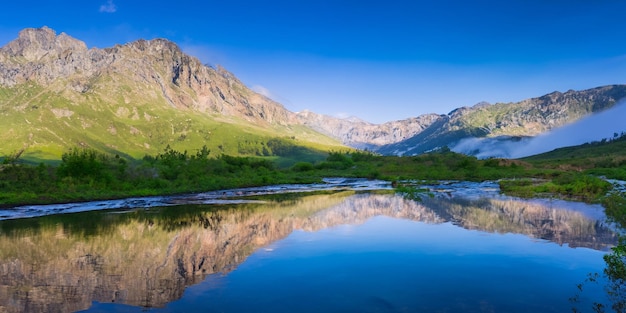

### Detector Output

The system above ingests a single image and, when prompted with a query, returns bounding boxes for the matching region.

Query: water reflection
[424,197,615,250]
[0,191,616,313]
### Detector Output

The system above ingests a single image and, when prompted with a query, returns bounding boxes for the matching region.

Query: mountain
[452,99,626,159]
[294,85,626,157]
[0,27,344,160]
[3,27,625,161]
[296,110,441,150]
[375,85,626,156]
[521,128,626,165]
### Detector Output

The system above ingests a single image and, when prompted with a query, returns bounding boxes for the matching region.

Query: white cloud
[251,85,273,98]
[99,0,117,13]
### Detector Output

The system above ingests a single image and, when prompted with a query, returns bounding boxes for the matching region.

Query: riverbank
[0,178,391,220]
[1,149,623,214]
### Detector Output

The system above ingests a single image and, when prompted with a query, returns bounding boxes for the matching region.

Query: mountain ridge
[0,26,296,125]
[295,109,441,150]
[1,27,625,160]
[294,84,626,156]
[0,27,343,160]
[376,84,626,156]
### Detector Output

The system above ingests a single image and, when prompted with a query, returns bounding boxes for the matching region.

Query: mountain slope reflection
[0,191,616,312]
[422,196,615,250]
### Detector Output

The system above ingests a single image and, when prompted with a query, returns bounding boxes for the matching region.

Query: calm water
[0,183,617,313]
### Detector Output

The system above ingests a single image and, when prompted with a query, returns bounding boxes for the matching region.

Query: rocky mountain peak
[296,110,442,150]
[472,101,491,109]
[117,38,182,59]
[2,26,87,62]
[0,27,298,126]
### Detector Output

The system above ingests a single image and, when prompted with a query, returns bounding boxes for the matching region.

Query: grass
[1,140,622,207]
[0,81,346,162]
[1,121,625,209]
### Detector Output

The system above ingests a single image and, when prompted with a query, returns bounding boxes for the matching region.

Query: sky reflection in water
[91,215,607,313]
[1,185,612,313]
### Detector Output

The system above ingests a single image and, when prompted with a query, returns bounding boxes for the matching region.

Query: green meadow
[2,133,626,311]
[1,134,625,208]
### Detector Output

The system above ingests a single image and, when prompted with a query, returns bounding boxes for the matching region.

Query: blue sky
[1,1,625,123]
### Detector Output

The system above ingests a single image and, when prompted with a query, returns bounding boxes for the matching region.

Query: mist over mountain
[452,100,626,158]
[375,85,626,156]
[296,85,626,157]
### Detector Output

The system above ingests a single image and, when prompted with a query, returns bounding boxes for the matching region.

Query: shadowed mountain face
[0,191,615,313]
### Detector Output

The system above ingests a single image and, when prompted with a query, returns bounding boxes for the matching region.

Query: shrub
[292,162,314,172]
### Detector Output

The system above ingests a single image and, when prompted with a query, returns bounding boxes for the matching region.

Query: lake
[0,180,617,312]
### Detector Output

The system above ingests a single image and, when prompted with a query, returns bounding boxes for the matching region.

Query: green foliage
[1,149,25,166]
[0,83,345,162]
[0,162,55,196]
[603,237,626,313]
[1,131,625,310]
[318,152,355,170]
[58,148,117,183]
[573,229,626,313]
[394,185,433,201]
[571,188,626,312]
[500,173,612,202]
[604,192,626,229]
[0,139,623,211]
[523,132,626,181]
[292,162,314,172]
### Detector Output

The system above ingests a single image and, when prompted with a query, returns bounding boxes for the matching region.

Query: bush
[57,148,115,184]
[292,162,314,172]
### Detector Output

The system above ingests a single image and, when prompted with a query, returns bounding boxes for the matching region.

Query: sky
[1,1,625,124]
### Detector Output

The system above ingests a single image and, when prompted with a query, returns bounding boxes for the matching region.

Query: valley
[1,26,626,313]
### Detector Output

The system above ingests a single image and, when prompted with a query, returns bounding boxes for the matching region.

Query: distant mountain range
[300,85,626,156]
[1,27,625,160]
[378,85,626,156]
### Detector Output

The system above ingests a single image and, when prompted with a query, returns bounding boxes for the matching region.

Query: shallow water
[0,178,391,220]
[0,181,616,313]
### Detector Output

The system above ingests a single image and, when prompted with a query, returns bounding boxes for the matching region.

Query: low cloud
[99,0,117,13]
[334,112,351,119]
[251,85,273,98]
[452,100,626,159]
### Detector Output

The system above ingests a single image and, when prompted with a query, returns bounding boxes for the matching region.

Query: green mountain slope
[522,134,626,168]
[0,27,345,161]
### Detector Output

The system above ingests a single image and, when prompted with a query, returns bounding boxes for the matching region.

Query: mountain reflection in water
[0,190,616,313]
